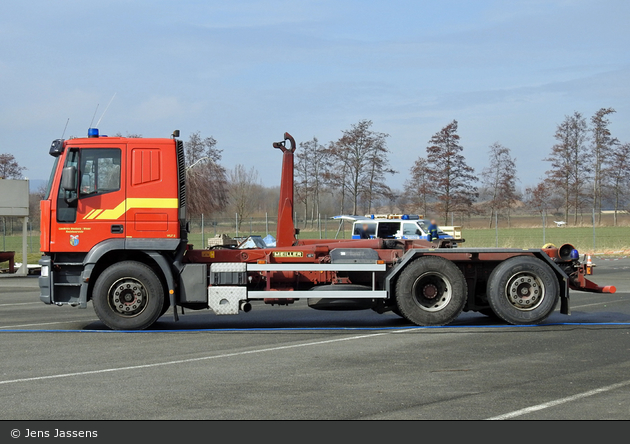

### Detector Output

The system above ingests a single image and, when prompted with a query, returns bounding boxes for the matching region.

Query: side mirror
[61,166,77,191]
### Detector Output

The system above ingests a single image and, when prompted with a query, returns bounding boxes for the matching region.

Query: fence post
[250,217,253,235]
[318,213,322,239]
[325,216,327,239]
[542,210,546,245]
[495,212,498,248]
[265,212,269,236]
[235,213,239,237]
[592,208,596,251]
[201,214,205,249]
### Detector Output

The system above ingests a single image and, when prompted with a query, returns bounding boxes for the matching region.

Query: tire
[486,256,559,325]
[395,256,467,326]
[92,261,165,330]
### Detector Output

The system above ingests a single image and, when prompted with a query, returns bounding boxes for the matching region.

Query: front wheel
[395,256,467,326]
[92,261,165,330]
[486,256,559,325]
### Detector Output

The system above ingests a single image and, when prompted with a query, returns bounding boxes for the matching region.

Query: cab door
[50,146,126,253]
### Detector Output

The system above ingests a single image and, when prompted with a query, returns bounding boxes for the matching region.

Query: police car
[332,214,461,242]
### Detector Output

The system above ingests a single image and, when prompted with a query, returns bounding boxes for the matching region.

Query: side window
[56,149,79,223]
[377,222,400,238]
[353,223,376,236]
[403,223,420,236]
[79,148,121,197]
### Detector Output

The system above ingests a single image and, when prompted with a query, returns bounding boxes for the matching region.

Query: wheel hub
[411,272,452,312]
[506,274,544,311]
[108,278,147,317]
[423,284,438,299]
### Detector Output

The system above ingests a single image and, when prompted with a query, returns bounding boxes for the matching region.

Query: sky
[1,0,629,191]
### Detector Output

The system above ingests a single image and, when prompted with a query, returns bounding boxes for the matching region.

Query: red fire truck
[39,130,615,330]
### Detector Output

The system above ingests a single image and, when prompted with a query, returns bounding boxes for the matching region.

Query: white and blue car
[332,214,460,242]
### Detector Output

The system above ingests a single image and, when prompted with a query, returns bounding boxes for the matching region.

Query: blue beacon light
[87,128,99,138]
[570,249,580,260]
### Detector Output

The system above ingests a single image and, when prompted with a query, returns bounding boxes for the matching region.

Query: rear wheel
[486,256,559,325]
[92,261,165,330]
[395,256,467,326]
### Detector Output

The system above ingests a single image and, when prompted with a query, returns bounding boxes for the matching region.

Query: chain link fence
[186,214,345,248]
[0,217,38,254]
[2,213,628,270]
[187,213,630,254]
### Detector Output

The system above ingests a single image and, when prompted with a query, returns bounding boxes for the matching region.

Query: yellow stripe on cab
[82,198,178,221]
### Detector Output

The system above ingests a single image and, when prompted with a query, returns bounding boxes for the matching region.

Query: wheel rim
[410,271,453,312]
[504,272,545,311]
[107,277,148,317]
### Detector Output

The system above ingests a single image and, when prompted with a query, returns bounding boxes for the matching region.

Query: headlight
[41,265,49,277]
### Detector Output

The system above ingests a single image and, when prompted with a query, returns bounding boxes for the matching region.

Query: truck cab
[39,129,186,311]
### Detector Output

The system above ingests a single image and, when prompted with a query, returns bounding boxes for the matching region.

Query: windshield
[417,220,429,232]
[43,157,60,200]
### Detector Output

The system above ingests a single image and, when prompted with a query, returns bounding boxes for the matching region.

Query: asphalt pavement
[0,257,629,420]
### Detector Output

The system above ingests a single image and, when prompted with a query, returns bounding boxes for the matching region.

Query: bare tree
[481,142,518,228]
[363,131,397,214]
[590,107,617,223]
[404,157,431,217]
[228,164,260,230]
[606,142,630,226]
[295,137,327,228]
[322,140,349,215]
[544,112,589,225]
[184,132,228,217]
[325,120,395,215]
[425,120,477,224]
[0,153,26,179]
[525,182,552,227]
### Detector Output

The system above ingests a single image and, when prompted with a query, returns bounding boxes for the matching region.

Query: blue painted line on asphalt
[1,322,629,333]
